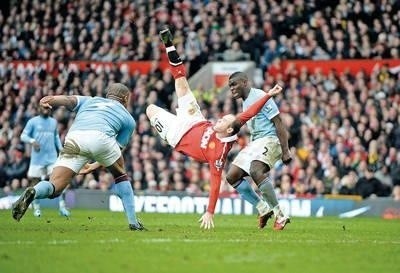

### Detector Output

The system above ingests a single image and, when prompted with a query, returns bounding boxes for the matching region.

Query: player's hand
[282,150,292,165]
[32,141,40,151]
[268,84,283,96]
[78,163,93,175]
[198,211,215,230]
[39,96,53,109]
[79,163,99,175]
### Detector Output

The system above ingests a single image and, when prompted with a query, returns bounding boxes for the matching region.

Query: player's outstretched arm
[237,84,283,124]
[40,95,78,111]
[198,168,224,230]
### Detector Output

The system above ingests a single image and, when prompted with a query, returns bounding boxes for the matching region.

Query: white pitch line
[141,238,400,245]
[0,240,35,245]
[1,238,399,245]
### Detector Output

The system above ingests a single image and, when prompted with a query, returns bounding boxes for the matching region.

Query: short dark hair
[230,119,243,135]
[229,71,248,81]
[106,83,130,100]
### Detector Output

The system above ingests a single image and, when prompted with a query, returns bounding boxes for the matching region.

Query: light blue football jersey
[21,116,62,166]
[69,96,135,148]
[243,88,279,141]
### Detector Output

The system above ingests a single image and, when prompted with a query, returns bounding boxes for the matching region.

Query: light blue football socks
[34,180,55,199]
[234,178,262,206]
[259,177,279,208]
[113,180,138,226]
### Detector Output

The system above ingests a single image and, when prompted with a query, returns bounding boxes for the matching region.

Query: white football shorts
[149,92,206,147]
[232,136,282,173]
[27,164,55,179]
[55,130,121,173]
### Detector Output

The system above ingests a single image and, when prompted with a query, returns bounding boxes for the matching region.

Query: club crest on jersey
[208,141,215,149]
[200,126,214,149]
[188,101,200,115]
[215,159,224,170]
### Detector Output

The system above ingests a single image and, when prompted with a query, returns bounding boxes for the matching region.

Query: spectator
[355,165,392,199]
[0,150,8,188]
[222,41,250,62]
[393,185,400,201]
[5,145,29,182]
[339,172,358,196]
[374,164,393,190]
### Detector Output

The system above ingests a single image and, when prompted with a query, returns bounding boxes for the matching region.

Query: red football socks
[170,64,186,79]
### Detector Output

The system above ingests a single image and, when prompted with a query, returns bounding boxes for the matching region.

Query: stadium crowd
[0,0,400,200]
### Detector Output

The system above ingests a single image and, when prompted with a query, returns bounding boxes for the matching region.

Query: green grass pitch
[0,209,399,273]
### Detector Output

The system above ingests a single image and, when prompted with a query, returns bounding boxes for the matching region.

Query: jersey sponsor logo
[208,141,215,149]
[200,126,214,149]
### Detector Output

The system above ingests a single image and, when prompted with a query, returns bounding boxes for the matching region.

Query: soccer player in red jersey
[146,28,283,229]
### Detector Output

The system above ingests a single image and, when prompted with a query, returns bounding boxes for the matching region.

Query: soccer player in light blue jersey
[20,105,70,217]
[12,83,146,231]
[226,72,292,230]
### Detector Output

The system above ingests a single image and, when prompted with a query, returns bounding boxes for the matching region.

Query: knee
[49,172,71,197]
[226,172,236,185]
[249,167,268,183]
[226,169,242,185]
[249,161,270,182]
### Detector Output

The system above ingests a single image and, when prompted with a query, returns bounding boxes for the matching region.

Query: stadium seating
[0,0,399,200]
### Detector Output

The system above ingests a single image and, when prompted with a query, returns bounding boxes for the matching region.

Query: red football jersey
[175,91,274,214]
[175,121,237,214]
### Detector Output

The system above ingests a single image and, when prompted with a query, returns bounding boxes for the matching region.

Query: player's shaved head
[106,83,130,99]
[228,71,250,99]
[106,83,130,106]
[229,71,248,81]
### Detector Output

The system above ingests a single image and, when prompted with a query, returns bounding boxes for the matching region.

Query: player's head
[213,114,242,136]
[228,71,249,99]
[39,105,51,118]
[106,83,130,107]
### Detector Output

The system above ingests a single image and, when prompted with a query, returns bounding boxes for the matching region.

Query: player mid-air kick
[145,27,283,229]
